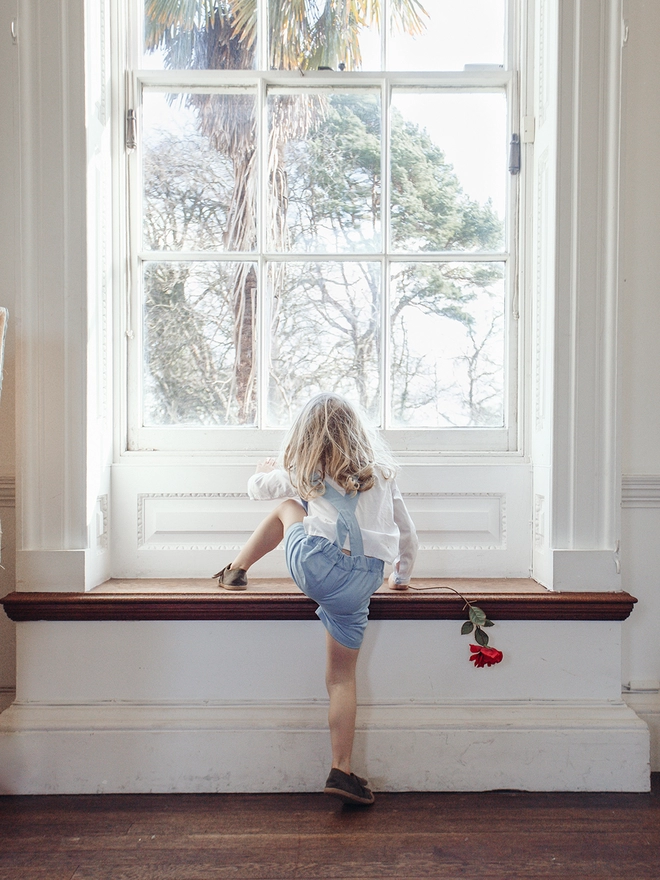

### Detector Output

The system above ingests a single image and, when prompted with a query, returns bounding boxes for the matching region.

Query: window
[108,0,531,581]
[123,0,520,453]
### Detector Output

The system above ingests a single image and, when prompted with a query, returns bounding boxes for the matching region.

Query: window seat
[0,580,637,621]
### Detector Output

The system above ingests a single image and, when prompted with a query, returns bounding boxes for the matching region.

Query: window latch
[509,133,520,175]
[125,109,137,152]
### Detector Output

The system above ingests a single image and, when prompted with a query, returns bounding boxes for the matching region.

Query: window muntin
[129,0,517,450]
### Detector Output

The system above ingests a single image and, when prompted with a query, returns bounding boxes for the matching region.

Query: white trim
[16,550,87,593]
[552,549,621,592]
[0,699,649,793]
[136,69,514,89]
[132,427,516,454]
[0,477,15,508]
[551,0,623,552]
[0,689,15,715]
[138,250,513,263]
[16,0,88,554]
[621,475,660,508]
[530,0,624,590]
[623,691,660,772]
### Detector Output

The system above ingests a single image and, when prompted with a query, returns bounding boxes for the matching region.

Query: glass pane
[390,262,505,427]
[267,261,381,425]
[268,92,381,254]
[388,0,505,71]
[390,91,506,253]
[143,1,256,70]
[269,0,380,71]
[143,261,257,425]
[143,91,257,252]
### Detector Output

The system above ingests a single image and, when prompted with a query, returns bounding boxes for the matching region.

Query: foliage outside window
[131,0,515,443]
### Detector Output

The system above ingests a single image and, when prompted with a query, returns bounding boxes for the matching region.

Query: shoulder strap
[322,481,364,556]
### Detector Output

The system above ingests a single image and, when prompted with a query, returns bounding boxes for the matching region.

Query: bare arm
[247,463,298,501]
[388,482,418,589]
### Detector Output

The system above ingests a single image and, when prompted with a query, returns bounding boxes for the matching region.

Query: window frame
[119,0,524,456]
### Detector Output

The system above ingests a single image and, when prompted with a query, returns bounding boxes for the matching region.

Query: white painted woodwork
[530,0,623,589]
[15,0,88,562]
[624,692,660,775]
[0,618,649,793]
[13,619,627,704]
[0,699,648,794]
[111,460,532,577]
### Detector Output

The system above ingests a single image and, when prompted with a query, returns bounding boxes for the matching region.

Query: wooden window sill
[0,579,637,621]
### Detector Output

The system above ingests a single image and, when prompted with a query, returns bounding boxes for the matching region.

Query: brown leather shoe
[324,768,375,805]
[212,565,248,591]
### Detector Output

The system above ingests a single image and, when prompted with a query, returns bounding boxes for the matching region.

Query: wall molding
[137,492,249,549]
[0,477,15,508]
[621,475,660,508]
[623,692,660,771]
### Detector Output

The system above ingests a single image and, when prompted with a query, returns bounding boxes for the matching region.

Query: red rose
[469,644,504,667]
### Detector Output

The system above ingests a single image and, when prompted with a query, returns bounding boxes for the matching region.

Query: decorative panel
[405,493,505,550]
[136,491,506,552]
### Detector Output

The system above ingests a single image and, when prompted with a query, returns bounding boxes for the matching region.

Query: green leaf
[483,619,495,627]
[460,621,474,636]
[474,626,489,647]
[469,606,487,626]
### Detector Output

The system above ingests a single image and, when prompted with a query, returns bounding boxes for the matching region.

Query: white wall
[619,0,660,751]
[0,0,18,699]
[620,2,660,477]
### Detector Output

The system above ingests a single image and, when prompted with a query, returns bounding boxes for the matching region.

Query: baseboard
[0,688,15,714]
[623,691,660,771]
[0,699,649,794]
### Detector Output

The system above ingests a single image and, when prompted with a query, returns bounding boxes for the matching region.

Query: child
[212,393,418,805]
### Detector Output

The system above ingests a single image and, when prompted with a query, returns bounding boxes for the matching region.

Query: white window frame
[118,0,524,455]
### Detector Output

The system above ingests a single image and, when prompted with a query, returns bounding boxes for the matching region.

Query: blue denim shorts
[284,522,385,650]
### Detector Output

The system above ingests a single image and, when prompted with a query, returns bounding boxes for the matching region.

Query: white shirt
[247,468,418,584]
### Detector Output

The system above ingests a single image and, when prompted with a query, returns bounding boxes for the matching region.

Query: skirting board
[623,692,660,772]
[0,700,650,794]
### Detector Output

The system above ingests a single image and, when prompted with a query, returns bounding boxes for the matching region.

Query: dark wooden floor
[1,777,659,880]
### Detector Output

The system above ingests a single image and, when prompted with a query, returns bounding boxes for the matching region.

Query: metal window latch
[509,133,521,175]
[125,109,137,151]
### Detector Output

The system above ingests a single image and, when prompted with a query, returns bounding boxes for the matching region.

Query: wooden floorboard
[1,777,659,880]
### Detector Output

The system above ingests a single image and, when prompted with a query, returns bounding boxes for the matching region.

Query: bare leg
[230,499,305,571]
[325,631,360,774]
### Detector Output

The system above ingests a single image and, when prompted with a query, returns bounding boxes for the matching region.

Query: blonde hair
[282,393,397,500]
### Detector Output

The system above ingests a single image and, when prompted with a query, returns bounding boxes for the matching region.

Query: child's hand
[256,457,277,474]
[388,572,409,591]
